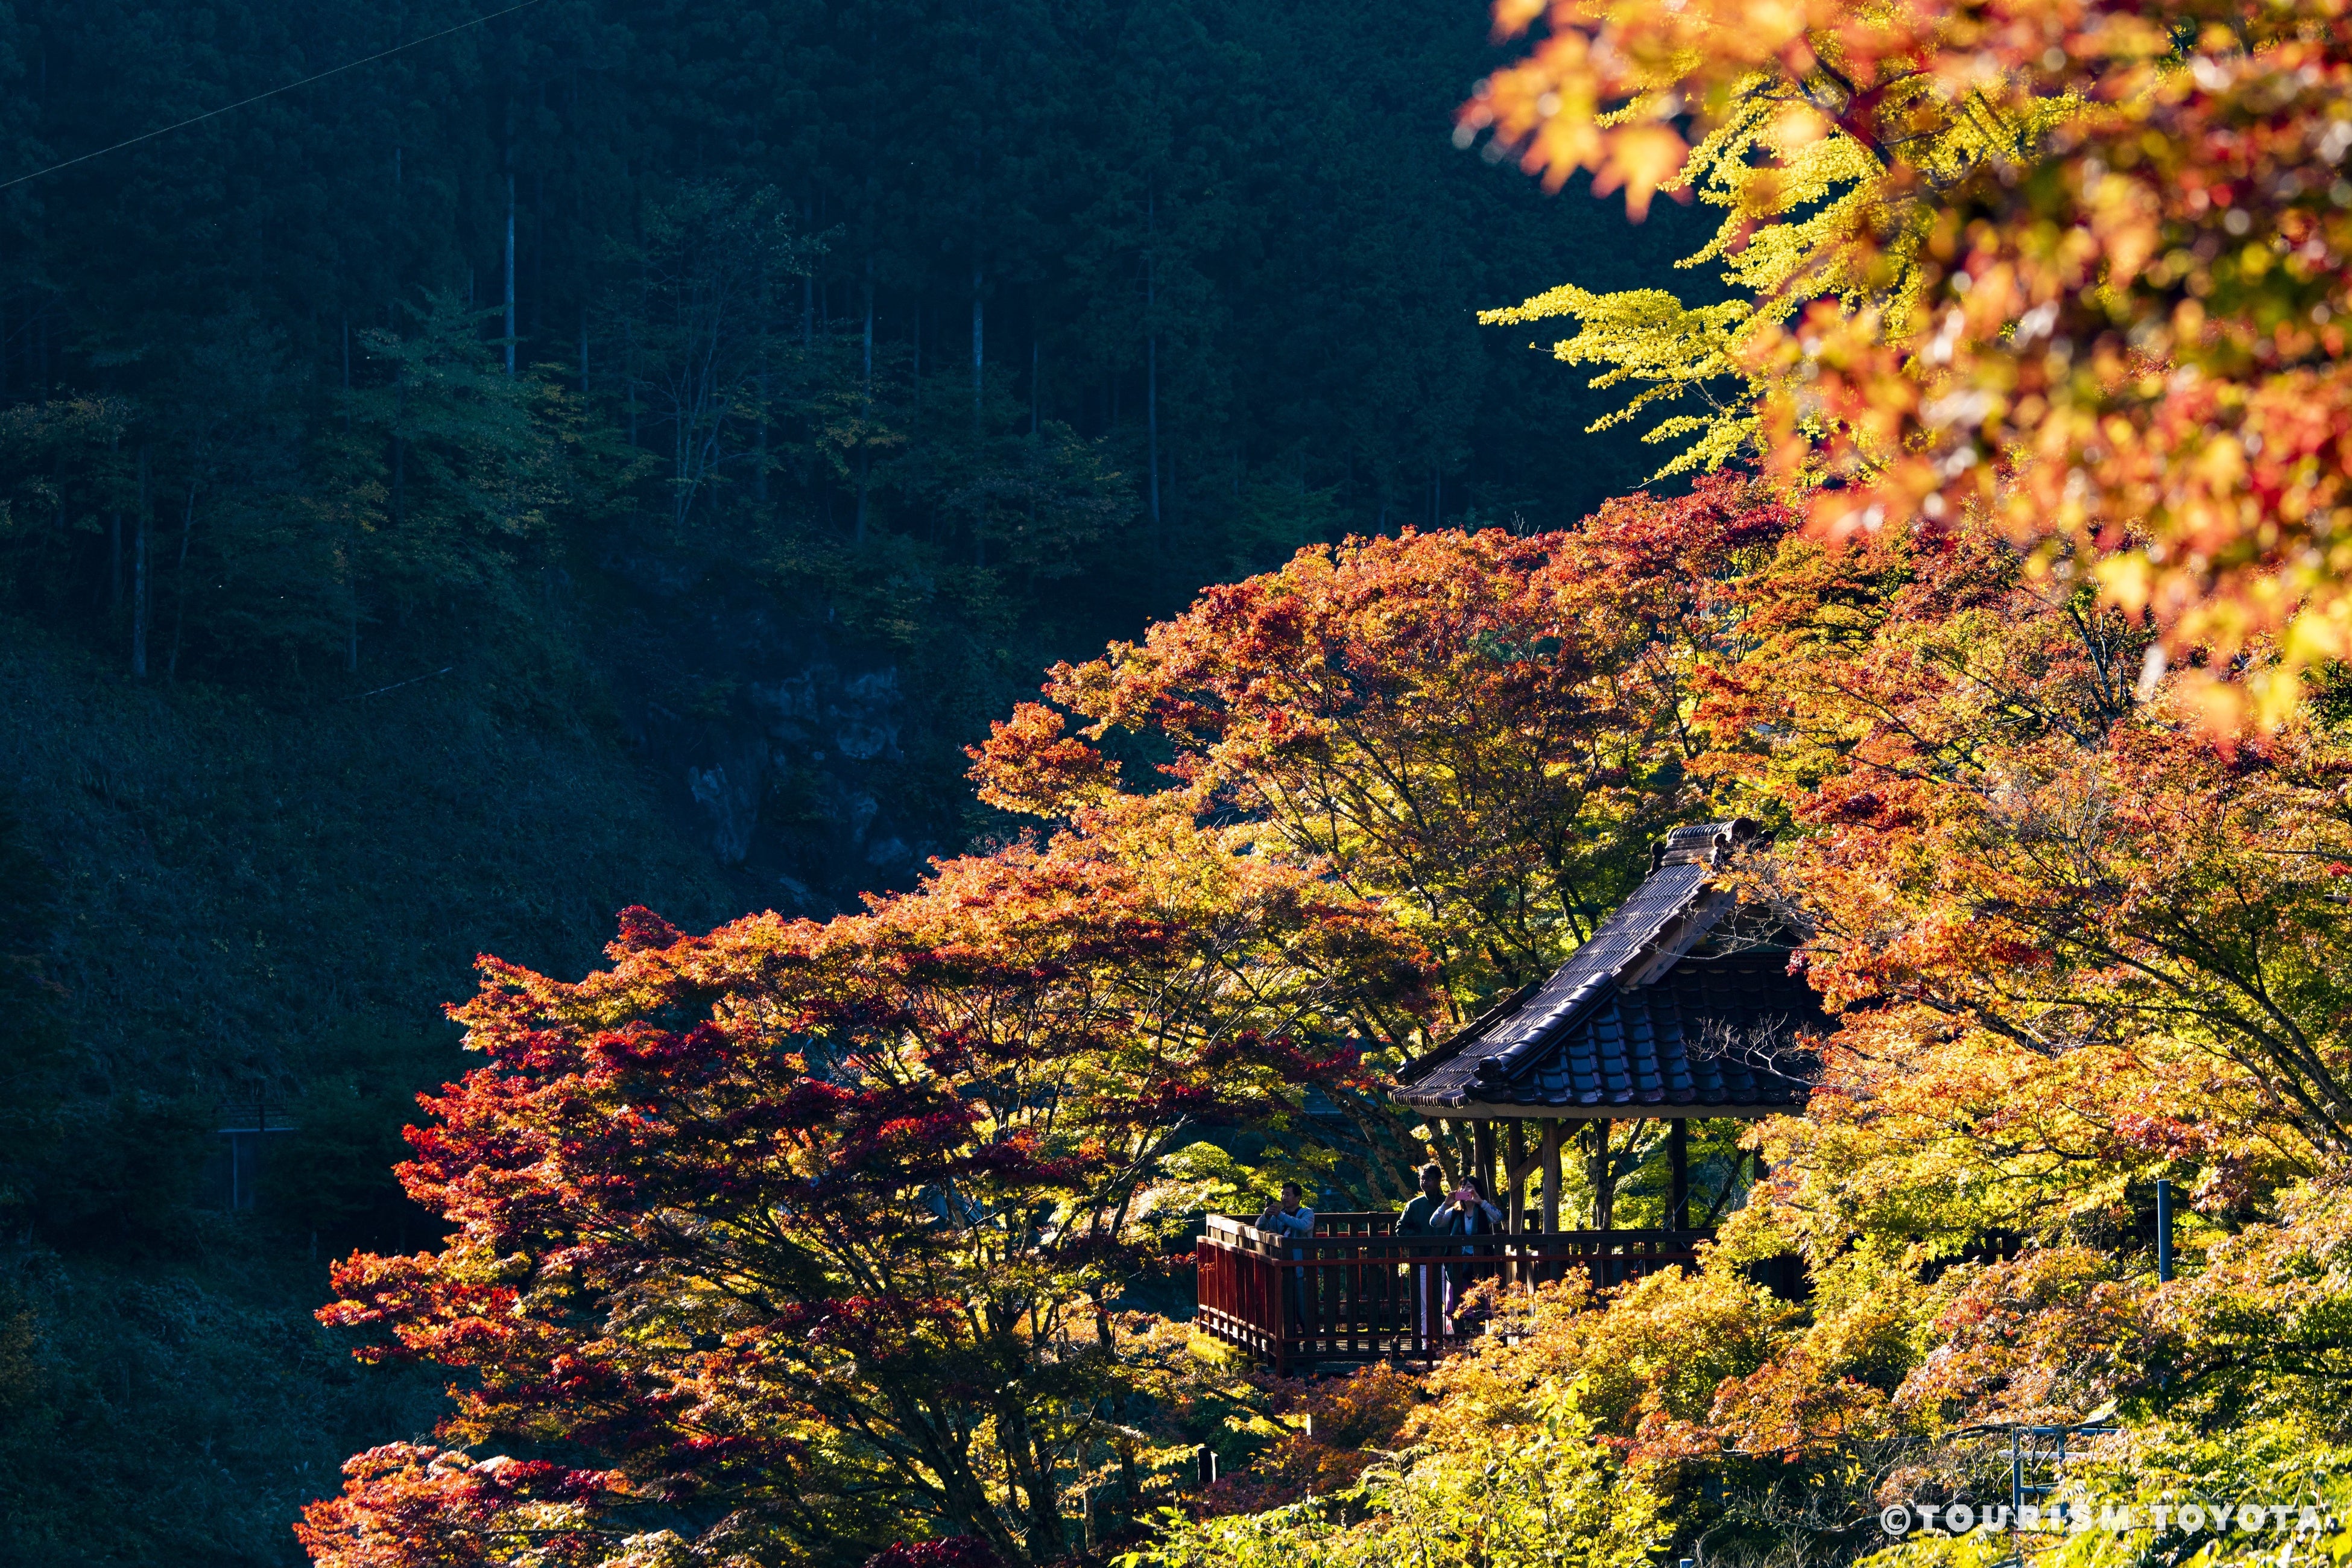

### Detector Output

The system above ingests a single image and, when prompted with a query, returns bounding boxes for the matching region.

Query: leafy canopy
[1466,0,2352,722]
[300,810,1431,1568]
[972,479,1792,1015]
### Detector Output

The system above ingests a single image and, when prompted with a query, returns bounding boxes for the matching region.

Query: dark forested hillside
[0,1,1704,1560]
[1,0,1712,888]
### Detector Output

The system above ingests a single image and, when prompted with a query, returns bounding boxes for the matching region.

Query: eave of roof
[1391,818,1818,1116]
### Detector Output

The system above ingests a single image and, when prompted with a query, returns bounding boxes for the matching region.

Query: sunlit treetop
[1466,0,2352,724]
[970,484,1792,1011]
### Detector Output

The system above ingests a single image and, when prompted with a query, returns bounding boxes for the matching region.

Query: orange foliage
[974,478,1793,1010]
[302,814,1432,1567]
[1195,1363,1426,1517]
[1470,0,2352,722]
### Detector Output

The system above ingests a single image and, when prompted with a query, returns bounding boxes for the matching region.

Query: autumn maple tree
[1690,513,2352,1146]
[298,810,1429,1568]
[973,479,1791,1011]
[1668,503,2352,1548]
[1108,495,2352,1568]
[1466,0,2352,724]
[1053,354,2348,1565]
[301,484,2352,1568]
[1570,517,2352,1556]
[969,481,1789,1196]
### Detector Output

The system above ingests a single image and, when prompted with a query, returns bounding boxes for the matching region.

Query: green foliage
[1127,1386,1666,1568]
[1141,1137,1340,1251]
[1227,474,1345,578]
[0,790,66,1219]
[1473,17,2074,481]
[0,618,738,1560]
[0,1245,448,1568]
[337,294,575,624]
[0,397,134,605]
[2,0,1715,702]
[277,1020,467,1254]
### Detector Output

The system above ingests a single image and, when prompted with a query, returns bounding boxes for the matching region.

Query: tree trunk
[392,371,406,528]
[168,481,194,680]
[346,481,360,677]
[970,262,984,426]
[1000,1400,1064,1563]
[1425,1116,1472,1192]
[853,422,869,543]
[1145,188,1161,537]
[504,172,517,376]
[856,260,872,542]
[106,434,121,615]
[130,449,148,678]
[1506,1119,1526,1234]
[532,170,544,340]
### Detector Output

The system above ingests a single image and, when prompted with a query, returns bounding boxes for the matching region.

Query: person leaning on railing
[1397,1163,1449,1338]
[1254,1181,1317,1333]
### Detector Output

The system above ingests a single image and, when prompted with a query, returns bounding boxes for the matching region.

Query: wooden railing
[1194,1212,1718,1373]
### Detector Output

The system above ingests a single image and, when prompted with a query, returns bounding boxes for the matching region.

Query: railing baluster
[1193,1221,1716,1368]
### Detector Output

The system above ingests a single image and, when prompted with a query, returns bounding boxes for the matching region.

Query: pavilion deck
[1195,820,1822,1373]
[1193,1211,1787,1373]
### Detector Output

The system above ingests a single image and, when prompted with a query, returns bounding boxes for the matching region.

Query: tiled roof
[1393,820,1822,1114]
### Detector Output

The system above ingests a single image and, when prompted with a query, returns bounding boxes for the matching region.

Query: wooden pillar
[1590,1119,1613,1230]
[1473,1121,1496,1199]
[1669,1119,1690,1232]
[1506,1121,1527,1232]
[1505,1119,1527,1288]
[1540,1120,1561,1233]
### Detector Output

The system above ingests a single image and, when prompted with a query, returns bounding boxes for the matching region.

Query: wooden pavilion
[1194,818,1823,1371]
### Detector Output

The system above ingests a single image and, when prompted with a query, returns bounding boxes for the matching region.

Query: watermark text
[1879,1500,2339,1538]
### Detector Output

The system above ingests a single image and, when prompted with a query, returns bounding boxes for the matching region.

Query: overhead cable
[0,0,548,192]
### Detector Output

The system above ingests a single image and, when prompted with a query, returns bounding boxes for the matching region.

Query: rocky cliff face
[595,569,986,918]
